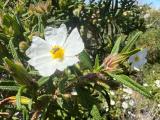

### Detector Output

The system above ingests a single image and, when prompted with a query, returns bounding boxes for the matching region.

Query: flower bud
[9,96,32,105]
[62,93,71,101]
[92,19,97,25]
[123,11,128,16]
[15,0,25,14]
[58,0,71,9]
[73,5,83,17]
[3,58,38,88]
[29,0,51,15]
[102,54,125,72]
[71,87,78,96]
[19,41,29,53]
[80,25,85,36]
[123,11,132,16]
[0,96,32,106]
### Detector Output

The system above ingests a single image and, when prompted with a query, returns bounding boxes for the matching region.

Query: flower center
[134,55,140,62]
[50,45,64,59]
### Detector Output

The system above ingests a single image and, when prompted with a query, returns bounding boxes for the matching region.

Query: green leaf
[37,94,52,101]
[0,65,5,70]
[37,77,50,87]
[0,33,9,41]
[93,55,100,71]
[119,49,141,62]
[69,65,82,76]
[9,38,20,62]
[79,51,93,70]
[111,36,122,54]
[107,73,152,98]
[58,78,67,93]
[91,105,104,120]
[3,14,13,26]
[3,14,21,35]
[22,107,29,120]
[0,80,17,86]
[15,14,25,33]
[121,31,142,53]
[77,87,99,109]
[121,49,140,57]
[38,16,44,33]
[28,70,39,75]
[16,86,26,110]
[0,86,19,91]
[0,42,9,60]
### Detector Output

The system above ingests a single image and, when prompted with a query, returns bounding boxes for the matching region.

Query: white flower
[143,83,148,87]
[155,80,160,88]
[123,87,133,94]
[71,87,78,96]
[26,24,84,76]
[109,90,115,96]
[129,99,135,106]
[128,49,147,71]
[122,101,128,109]
[110,100,115,105]
[122,94,130,100]
[144,13,150,19]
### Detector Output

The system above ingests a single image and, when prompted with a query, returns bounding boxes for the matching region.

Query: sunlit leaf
[121,31,142,53]
[91,105,104,120]
[111,36,122,54]
[79,51,93,70]
[107,73,152,98]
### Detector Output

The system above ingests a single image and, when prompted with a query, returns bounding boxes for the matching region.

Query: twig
[65,73,109,91]
[31,110,40,120]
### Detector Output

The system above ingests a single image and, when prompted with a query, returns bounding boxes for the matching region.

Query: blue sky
[139,0,160,9]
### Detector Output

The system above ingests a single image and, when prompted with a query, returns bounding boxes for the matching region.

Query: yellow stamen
[50,45,64,60]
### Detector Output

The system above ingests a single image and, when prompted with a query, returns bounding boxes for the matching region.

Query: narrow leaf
[37,77,50,87]
[91,105,104,120]
[38,16,44,33]
[93,55,100,71]
[9,38,20,62]
[16,86,26,110]
[111,36,121,54]
[22,108,29,120]
[0,33,9,41]
[0,86,19,91]
[121,49,140,57]
[0,80,17,86]
[107,73,152,98]
[121,31,142,53]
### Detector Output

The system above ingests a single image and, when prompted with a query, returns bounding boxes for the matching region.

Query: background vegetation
[0,0,159,120]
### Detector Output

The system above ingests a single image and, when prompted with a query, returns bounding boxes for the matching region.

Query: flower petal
[131,58,147,71]
[137,48,147,59]
[38,64,57,76]
[128,55,135,63]
[44,24,67,46]
[28,54,52,66]
[132,64,140,71]
[26,36,51,58]
[64,28,84,56]
[57,56,79,71]
[28,54,57,76]
[37,63,57,77]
